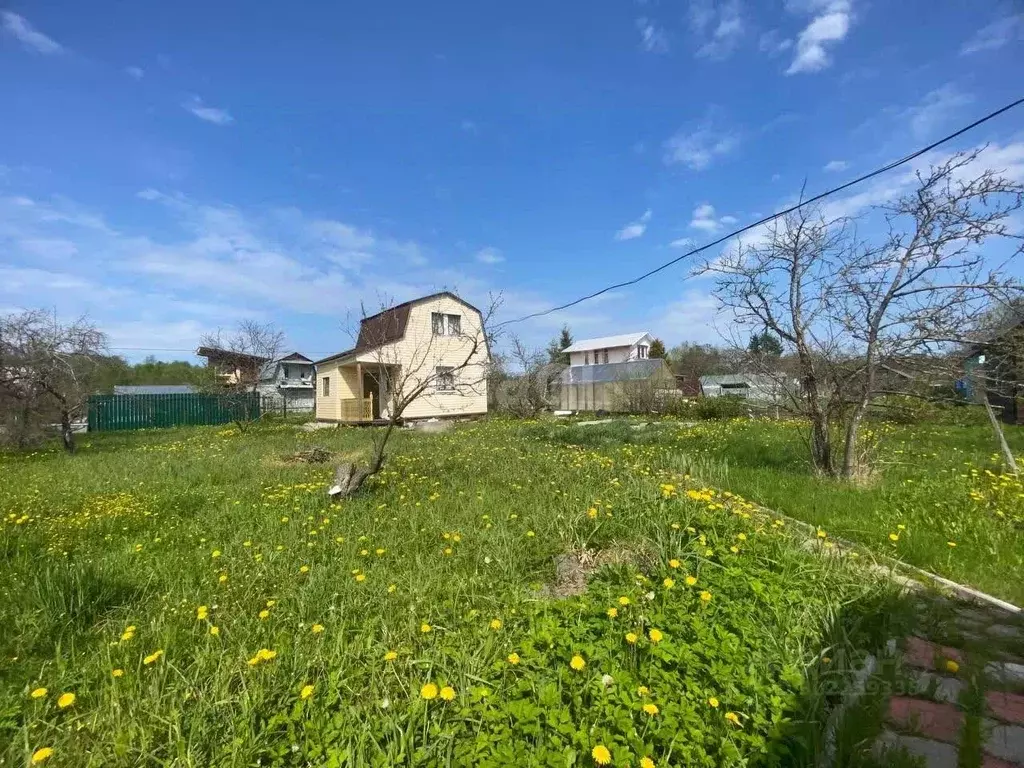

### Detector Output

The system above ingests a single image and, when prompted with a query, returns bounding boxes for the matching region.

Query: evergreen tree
[546,325,573,365]
[648,338,667,360]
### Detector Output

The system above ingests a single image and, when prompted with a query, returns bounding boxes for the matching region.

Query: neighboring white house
[314,292,490,423]
[699,374,790,402]
[258,352,316,412]
[562,332,654,366]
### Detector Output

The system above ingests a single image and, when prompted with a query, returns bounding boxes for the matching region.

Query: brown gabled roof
[196,346,269,363]
[315,291,482,365]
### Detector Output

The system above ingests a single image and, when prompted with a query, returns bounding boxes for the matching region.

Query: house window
[432,313,462,336]
[602,349,609,364]
[283,365,289,379]
[435,366,455,391]
[637,345,649,359]
[584,351,590,365]
[322,377,330,397]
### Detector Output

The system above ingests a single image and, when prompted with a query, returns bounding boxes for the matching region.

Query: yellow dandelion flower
[420,683,438,700]
[526,530,535,538]
[420,623,432,633]
[355,573,366,582]
[618,596,630,606]
[725,711,742,726]
[212,550,221,558]
[685,575,698,586]
[31,747,54,764]
[663,578,675,589]
[737,533,747,541]
[112,669,124,678]
[606,607,618,618]
[56,692,76,708]
[387,583,397,593]
[888,533,899,542]
[143,650,164,665]
[669,558,680,569]
[643,702,659,715]
[625,632,639,645]
[300,684,314,700]
[640,757,656,768]
[649,628,664,643]
[570,654,586,671]
[210,625,220,636]
[700,591,712,602]
[218,573,228,584]
[945,659,959,674]
[489,619,502,630]
[637,685,649,696]
[197,605,209,620]
[591,744,612,765]
[507,652,520,665]
[311,623,325,634]
[258,609,270,620]
[708,696,719,708]
[440,685,456,701]
[587,508,598,519]
[30,687,47,699]
[299,565,310,574]
[947,541,957,548]
[384,650,398,662]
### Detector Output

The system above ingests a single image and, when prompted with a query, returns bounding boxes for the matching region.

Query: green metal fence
[87,392,261,432]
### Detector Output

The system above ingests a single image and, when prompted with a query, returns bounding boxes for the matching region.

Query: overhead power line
[499,96,1024,328]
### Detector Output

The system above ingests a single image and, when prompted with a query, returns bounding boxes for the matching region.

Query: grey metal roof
[562,358,668,384]
[699,374,781,387]
[113,385,198,395]
[562,332,650,354]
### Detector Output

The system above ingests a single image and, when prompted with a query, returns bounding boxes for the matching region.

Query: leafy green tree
[648,338,667,360]
[748,331,783,358]
[546,326,573,365]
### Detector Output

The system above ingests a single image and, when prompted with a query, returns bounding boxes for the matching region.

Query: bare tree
[329,292,501,498]
[200,320,285,428]
[705,150,1024,478]
[492,336,562,418]
[0,310,108,452]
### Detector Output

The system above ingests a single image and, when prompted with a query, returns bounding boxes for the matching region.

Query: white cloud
[636,17,669,53]
[475,246,504,264]
[759,29,792,56]
[656,290,725,345]
[663,118,739,170]
[1,11,63,55]
[690,0,744,60]
[961,14,1023,55]
[823,159,848,172]
[902,85,973,141]
[615,209,653,241]
[125,66,144,80]
[689,203,736,233]
[785,0,853,75]
[182,96,233,126]
[669,237,694,249]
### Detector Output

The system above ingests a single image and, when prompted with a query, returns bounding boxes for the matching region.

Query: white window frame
[431,312,462,337]
[637,345,649,359]
[435,366,456,392]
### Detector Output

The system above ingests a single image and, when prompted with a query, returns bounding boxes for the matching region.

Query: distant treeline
[93,355,217,392]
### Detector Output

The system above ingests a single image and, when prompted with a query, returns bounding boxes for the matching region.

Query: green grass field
[0,417,1019,766]
[525,418,1024,604]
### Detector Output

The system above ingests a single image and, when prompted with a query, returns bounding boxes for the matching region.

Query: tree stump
[328,462,371,500]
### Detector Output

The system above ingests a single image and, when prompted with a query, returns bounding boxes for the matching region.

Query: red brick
[888,697,964,743]
[905,636,966,671]
[987,691,1024,726]
[982,753,1022,768]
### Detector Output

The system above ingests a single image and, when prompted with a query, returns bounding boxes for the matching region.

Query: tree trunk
[982,390,1019,476]
[841,400,870,479]
[60,409,76,454]
[809,414,834,475]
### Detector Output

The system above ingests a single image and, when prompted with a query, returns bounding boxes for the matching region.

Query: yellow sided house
[314,292,490,423]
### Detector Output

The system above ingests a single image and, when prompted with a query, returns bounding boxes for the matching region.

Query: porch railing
[339,395,374,422]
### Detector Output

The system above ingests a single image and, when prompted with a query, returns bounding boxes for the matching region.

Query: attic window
[432,313,462,336]
[602,349,609,364]
[637,345,649,359]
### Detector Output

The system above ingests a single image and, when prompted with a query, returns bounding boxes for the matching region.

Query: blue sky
[1,1,1022,362]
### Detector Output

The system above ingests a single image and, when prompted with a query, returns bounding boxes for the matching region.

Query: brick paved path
[874,607,1024,767]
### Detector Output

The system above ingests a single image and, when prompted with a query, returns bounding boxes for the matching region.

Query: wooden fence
[87,392,261,432]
